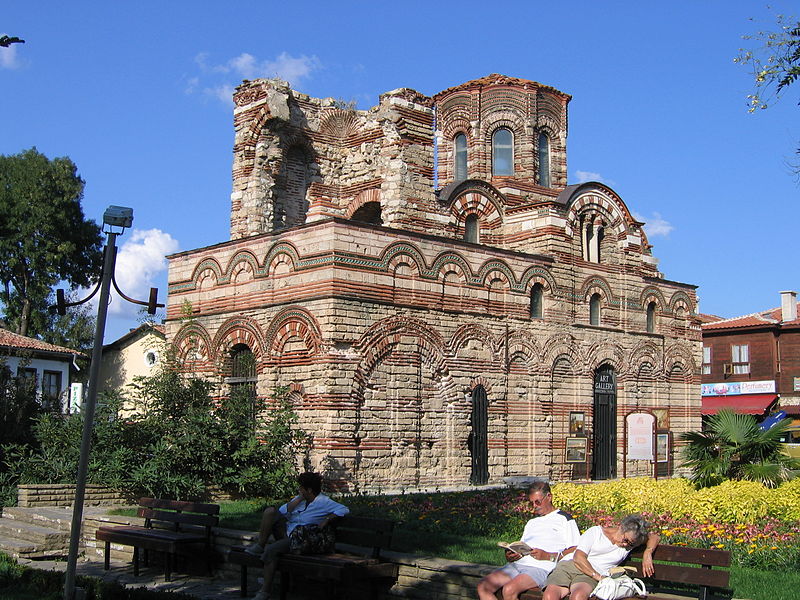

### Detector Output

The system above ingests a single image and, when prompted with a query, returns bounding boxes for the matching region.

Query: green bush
[1,363,307,501]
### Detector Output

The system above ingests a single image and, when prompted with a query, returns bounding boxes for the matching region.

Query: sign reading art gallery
[701,380,776,397]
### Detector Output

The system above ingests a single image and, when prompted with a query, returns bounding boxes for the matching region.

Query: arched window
[590,293,601,326]
[454,133,467,181]
[464,213,479,243]
[538,132,551,187]
[646,301,657,333]
[530,283,544,319]
[492,128,513,176]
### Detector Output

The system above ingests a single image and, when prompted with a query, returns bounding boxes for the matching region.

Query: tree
[735,13,800,173]
[680,409,799,488]
[0,148,103,337]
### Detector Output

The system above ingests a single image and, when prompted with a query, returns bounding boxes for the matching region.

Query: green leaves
[680,409,800,488]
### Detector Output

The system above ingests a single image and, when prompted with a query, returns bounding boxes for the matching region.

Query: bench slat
[627,563,730,589]
[138,497,220,515]
[138,507,219,528]
[628,545,731,567]
[337,515,395,533]
[336,529,392,549]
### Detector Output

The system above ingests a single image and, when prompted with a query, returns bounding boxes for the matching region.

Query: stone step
[2,506,78,531]
[0,518,69,548]
[0,534,68,559]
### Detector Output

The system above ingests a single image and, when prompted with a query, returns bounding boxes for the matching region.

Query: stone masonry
[165,74,702,492]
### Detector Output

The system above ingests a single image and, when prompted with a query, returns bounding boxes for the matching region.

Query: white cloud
[102,229,179,317]
[189,51,321,105]
[632,211,674,238]
[574,170,616,186]
[0,43,21,69]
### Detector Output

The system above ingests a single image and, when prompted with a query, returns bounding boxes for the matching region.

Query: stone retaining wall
[17,484,135,508]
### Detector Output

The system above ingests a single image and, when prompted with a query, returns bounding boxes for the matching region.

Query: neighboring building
[165,74,701,492]
[701,291,800,423]
[0,328,85,412]
[100,323,165,413]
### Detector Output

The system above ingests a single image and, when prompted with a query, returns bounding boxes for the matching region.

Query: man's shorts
[498,561,550,588]
[543,559,598,590]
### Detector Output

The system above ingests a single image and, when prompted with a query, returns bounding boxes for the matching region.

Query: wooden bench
[228,515,399,599]
[95,497,220,581]
[510,544,732,600]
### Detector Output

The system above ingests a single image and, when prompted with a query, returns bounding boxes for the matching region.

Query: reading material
[497,541,532,555]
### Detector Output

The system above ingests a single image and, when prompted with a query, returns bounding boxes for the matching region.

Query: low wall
[17,484,135,508]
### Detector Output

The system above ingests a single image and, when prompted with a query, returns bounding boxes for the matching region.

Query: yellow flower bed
[552,477,800,523]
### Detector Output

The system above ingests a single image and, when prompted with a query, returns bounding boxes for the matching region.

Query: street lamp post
[58,206,163,600]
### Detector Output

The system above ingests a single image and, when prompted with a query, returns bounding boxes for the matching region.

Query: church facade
[165,74,701,492]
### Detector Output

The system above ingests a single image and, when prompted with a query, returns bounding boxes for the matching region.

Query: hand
[529,548,552,561]
[641,553,655,577]
[505,549,521,562]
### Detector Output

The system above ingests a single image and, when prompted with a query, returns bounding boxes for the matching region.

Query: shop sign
[701,380,776,396]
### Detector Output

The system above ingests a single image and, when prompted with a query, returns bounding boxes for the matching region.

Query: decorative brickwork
[167,74,701,492]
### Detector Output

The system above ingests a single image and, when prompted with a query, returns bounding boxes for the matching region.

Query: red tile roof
[0,328,84,357]
[702,302,800,330]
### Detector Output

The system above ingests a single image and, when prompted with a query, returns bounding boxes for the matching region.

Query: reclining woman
[542,514,659,600]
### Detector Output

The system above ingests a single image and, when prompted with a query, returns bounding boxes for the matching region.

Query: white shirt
[573,525,630,576]
[279,493,350,535]
[515,509,581,573]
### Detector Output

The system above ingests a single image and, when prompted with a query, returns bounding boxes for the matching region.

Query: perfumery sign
[701,380,775,397]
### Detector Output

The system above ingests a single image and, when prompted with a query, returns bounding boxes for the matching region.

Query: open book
[497,541,532,555]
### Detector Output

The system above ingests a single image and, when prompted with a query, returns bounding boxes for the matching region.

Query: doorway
[592,365,616,479]
[469,385,489,485]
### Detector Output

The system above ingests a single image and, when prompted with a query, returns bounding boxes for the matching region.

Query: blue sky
[2,1,798,343]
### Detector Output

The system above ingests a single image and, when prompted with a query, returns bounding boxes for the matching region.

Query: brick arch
[563,185,638,242]
[629,341,663,374]
[344,188,382,219]
[189,258,224,289]
[664,342,697,379]
[265,306,323,359]
[506,330,541,368]
[231,95,271,178]
[379,242,427,275]
[541,334,582,373]
[319,109,361,142]
[580,275,614,304]
[476,259,517,288]
[351,317,450,408]
[264,241,300,275]
[448,323,499,359]
[639,286,667,310]
[585,341,626,377]
[441,117,471,139]
[172,322,214,366]
[468,376,494,395]
[451,191,504,222]
[520,266,558,295]
[669,291,695,316]
[430,251,475,283]
[480,112,526,143]
[224,250,262,282]
[212,316,267,373]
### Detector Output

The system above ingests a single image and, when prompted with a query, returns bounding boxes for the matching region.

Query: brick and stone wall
[17,484,135,508]
[166,74,702,492]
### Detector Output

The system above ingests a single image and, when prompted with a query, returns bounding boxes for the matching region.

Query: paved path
[19,556,253,600]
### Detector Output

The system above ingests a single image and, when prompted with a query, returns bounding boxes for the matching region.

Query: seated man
[477,481,580,600]
[245,471,349,600]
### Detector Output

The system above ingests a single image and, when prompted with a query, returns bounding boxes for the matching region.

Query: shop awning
[701,394,778,416]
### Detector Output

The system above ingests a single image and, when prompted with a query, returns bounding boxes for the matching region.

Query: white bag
[591,575,648,600]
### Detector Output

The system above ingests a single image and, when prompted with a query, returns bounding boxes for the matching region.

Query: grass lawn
[109,489,800,600]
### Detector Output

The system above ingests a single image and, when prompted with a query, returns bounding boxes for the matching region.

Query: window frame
[589,293,601,326]
[702,346,711,375]
[491,127,514,176]
[731,344,750,374]
[464,213,479,243]
[454,133,468,181]
[646,301,657,333]
[530,283,544,319]
[538,132,551,187]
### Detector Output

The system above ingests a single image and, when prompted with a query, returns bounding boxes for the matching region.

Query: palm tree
[681,408,799,488]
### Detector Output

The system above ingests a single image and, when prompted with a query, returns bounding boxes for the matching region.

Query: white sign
[69,383,84,413]
[626,412,655,460]
[701,380,776,397]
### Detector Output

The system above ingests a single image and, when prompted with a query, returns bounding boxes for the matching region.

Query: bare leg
[501,574,538,600]
[257,507,280,545]
[568,582,594,600]
[542,584,570,600]
[477,568,513,600]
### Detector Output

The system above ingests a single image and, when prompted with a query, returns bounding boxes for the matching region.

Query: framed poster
[651,408,670,429]
[569,411,586,435]
[565,437,588,463]
[626,412,655,460]
[656,432,670,463]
